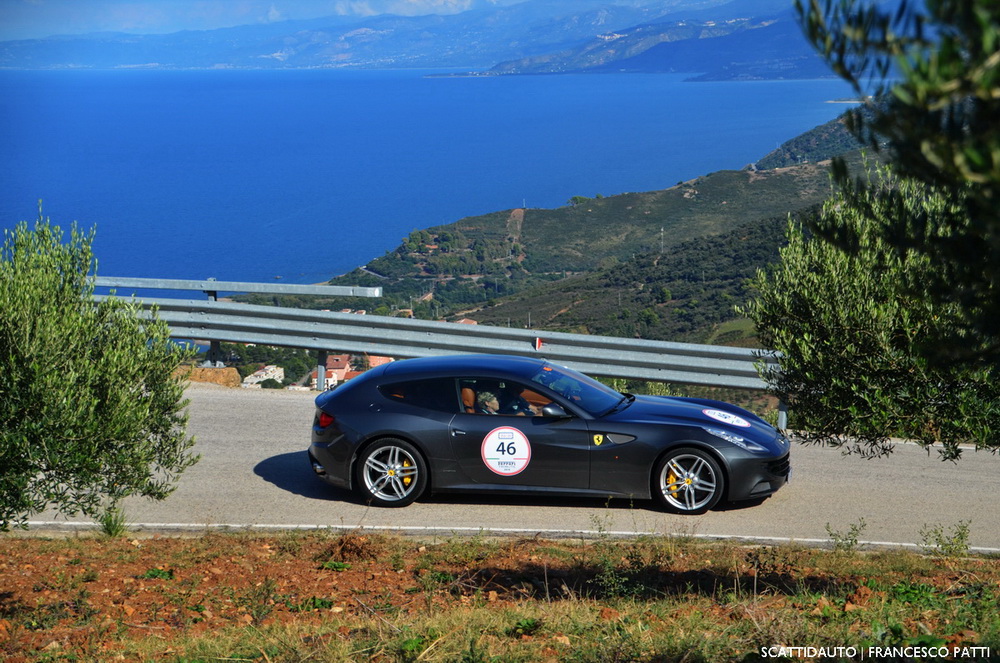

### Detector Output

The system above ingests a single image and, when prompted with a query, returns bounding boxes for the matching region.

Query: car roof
[381,354,549,380]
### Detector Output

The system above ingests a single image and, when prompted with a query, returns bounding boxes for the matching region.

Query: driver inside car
[499,384,538,416]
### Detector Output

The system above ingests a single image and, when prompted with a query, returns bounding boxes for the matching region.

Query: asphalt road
[31,383,1000,551]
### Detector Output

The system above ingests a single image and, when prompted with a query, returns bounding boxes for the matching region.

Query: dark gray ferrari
[308,354,790,514]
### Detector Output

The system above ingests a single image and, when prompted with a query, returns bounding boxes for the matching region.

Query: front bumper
[726,452,790,502]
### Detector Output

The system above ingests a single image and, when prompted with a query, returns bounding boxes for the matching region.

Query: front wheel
[355,438,427,507]
[653,448,724,514]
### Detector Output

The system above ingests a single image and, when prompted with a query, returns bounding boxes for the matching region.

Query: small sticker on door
[481,427,531,476]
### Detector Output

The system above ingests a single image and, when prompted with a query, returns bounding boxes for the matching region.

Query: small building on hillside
[367,355,393,368]
[242,365,285,388]
[311,354,353,389]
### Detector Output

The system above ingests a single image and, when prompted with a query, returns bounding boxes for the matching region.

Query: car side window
[379,378,459,413]
[458,378,501,415]
[458,378,552,417]
[499,381,552,417]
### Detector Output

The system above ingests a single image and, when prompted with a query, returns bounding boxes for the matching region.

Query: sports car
[308,354,790,514]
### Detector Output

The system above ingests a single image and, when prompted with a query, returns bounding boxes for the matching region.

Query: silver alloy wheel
[658,452,720,512]
[361,443,421,503]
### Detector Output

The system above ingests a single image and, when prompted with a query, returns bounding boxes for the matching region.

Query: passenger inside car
[476,391,500,414]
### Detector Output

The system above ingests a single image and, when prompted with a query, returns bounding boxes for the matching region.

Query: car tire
[355,438,427,507]
[652,447,725,515]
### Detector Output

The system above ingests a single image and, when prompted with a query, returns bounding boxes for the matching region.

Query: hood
[610,395,780,445]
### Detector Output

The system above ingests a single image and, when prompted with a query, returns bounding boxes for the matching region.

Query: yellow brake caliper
[402,459,412,486]
[668,469,679,496]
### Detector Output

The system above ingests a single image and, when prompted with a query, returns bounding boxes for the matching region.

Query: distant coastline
[0,70,857,286]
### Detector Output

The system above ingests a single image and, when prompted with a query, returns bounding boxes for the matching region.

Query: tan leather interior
[461,386,476,413]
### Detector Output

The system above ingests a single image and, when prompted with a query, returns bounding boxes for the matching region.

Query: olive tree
[741,167,1000,460]
[796,0,1000,364]
[0,214,197,529]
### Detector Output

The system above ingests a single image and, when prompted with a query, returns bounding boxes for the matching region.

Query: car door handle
[452,429,467,436]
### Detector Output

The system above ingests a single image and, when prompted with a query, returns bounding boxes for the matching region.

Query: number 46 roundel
[481,426,532,476]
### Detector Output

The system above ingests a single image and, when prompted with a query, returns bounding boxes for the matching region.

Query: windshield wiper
[603,393,635,417]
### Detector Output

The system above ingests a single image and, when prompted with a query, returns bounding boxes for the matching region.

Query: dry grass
[1,530,998,662]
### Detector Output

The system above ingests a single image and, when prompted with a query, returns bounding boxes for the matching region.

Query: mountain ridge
[489,7,830,79]
[0,0,828,79]
[0,1,707,70]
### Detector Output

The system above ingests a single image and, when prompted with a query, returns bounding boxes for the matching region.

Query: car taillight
[317,412,335,429]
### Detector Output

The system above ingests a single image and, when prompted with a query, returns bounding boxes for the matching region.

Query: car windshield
[529,364,623,416]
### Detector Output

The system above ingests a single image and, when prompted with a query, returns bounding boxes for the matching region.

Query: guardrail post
[777,401,788,431]
[204,285,224,366]
[315,351,329,391]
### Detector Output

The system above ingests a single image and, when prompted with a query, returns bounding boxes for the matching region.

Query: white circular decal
[481,426,532,476]
[703,408,752,428]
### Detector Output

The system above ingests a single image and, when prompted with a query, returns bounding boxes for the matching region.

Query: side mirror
[540,403,571,418]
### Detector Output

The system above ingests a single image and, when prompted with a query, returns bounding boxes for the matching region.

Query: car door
[376,377,462,465]
[447,378,591,489]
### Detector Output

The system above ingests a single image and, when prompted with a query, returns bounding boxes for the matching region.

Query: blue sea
[0,69,855,285]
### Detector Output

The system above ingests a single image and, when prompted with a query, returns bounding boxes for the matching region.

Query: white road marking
[24,521,1000,554]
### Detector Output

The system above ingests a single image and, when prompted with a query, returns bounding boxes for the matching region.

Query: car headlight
[703,427,767,452]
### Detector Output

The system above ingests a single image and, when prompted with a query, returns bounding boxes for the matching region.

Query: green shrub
[1,213,197,530]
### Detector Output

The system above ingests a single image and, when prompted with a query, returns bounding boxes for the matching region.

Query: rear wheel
[653,448,724,514]
[355,438,427,507]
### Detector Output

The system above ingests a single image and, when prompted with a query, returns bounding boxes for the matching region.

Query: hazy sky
[0,0,529,41]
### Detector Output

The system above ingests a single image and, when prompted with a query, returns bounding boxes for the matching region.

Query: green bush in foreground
[742,166,1000,460]
[798,0,1000,364]
[0,212,198,529]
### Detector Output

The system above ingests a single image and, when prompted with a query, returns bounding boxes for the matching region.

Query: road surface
[31,383,1000,551]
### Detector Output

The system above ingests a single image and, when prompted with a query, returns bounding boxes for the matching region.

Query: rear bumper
[308,443,352,490]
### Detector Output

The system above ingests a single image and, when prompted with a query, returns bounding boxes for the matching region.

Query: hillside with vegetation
[242,113,865,347]
[464,212,795,344]
[753,102,879,169]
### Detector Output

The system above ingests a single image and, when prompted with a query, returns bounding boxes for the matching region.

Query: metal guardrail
[96,276,384,385]
[127,297,775,389]
[94,277,781,423]
[95,276,382,299]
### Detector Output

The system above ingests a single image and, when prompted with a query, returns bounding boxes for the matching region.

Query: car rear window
[379,378,458,413]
